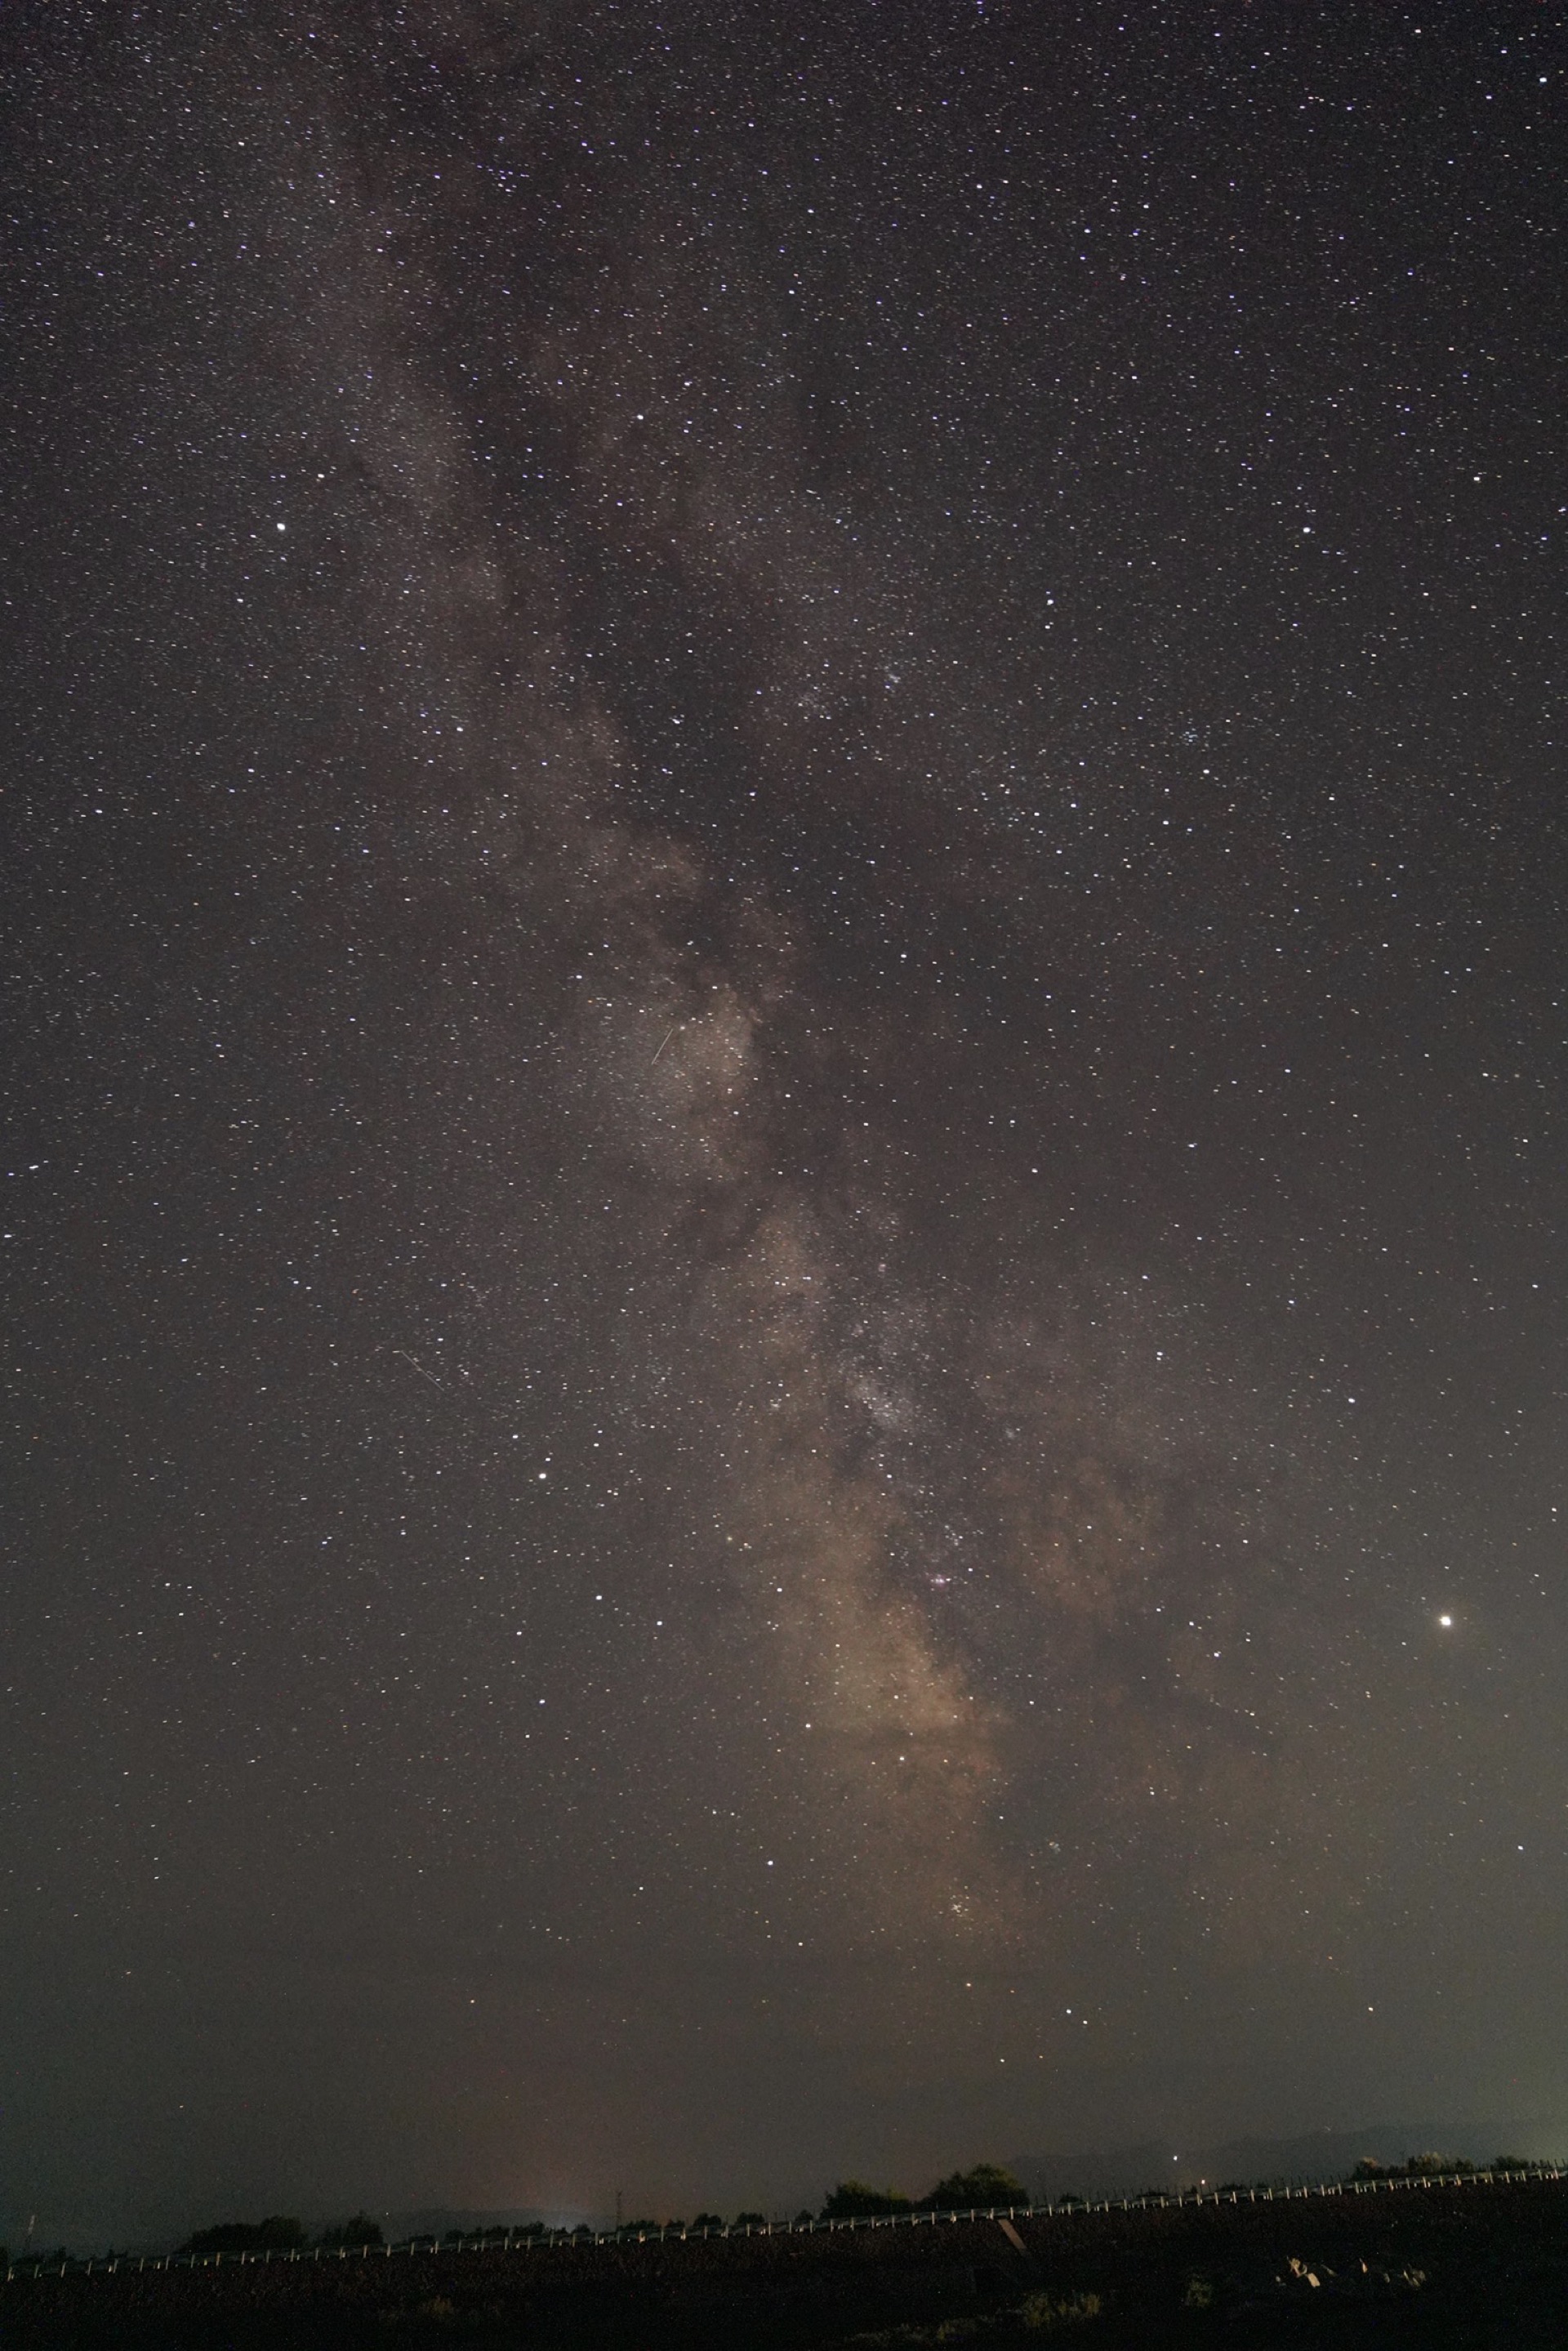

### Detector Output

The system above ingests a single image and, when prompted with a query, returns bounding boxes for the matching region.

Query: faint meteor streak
[650,1021,680,1064]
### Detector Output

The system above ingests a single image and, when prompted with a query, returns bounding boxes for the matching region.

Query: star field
[1,0,1565,2241]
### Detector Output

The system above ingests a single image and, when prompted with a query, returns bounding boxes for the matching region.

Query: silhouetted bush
[1019,2288,1101,2330]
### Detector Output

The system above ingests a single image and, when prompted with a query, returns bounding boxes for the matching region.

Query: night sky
[2,0,1566,2244]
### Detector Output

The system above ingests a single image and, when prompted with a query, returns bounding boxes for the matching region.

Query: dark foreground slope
[4,2178,1568,2349]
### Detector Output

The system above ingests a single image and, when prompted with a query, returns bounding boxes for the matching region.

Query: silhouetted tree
[922,2164,1027,2210]
[820,2181,913,2219]
[319,2213,383,2249]
[184,2218,305,2256]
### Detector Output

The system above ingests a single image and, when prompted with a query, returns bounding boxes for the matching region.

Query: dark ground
[4,2178,1568,2347]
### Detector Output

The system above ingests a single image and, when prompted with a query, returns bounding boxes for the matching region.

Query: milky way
[2,0,1565,2237]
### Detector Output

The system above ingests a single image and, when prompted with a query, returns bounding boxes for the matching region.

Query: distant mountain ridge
[1011,2119,1568,2202]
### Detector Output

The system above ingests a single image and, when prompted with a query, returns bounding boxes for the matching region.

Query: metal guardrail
[5,2166,1563,2282]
